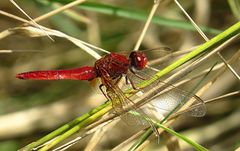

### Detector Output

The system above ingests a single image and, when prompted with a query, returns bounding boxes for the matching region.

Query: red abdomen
[16,66,97,81]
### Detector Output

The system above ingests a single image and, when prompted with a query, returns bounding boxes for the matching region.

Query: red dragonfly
[16,50,206,119]
[16,51,148,114]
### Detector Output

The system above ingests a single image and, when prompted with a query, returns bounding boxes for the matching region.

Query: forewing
[139,80,206,120]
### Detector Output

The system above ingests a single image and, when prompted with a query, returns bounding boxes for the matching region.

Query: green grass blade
[155,123,209,151]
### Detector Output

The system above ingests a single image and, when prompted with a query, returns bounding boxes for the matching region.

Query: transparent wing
[101,73,157,129]
[125,70,206,120]
[148,89,205,120]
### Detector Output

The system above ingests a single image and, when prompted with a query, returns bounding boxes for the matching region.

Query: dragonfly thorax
[94,53,130,79]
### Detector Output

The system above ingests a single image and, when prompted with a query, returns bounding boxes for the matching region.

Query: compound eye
[129,52,148,70]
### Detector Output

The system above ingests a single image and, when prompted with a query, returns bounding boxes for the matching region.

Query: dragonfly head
[129,51,148,70]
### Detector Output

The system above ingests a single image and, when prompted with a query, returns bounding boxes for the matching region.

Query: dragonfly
[16,51,148,113]
[16,50,206,122]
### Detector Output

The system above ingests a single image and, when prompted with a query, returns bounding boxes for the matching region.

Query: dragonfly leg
[99,84,109,100]
[125,75,130,85]
[125,75,140,90]
[130,69,147,80]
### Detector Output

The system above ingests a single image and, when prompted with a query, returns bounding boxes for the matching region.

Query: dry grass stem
[204,90,240,104]
[112,129,146,151]
[52,136,82,151]
[0,10,107,57]
[134,1,160,50]
[9,0,54,41]
[148,46,198,66]
[32,0,86,23]
[84,120,118,151]
[176,0,239,84]
[0,49,40,53]
[165,35,239,86]
[217,51,240,81]
[174,0,209,41]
